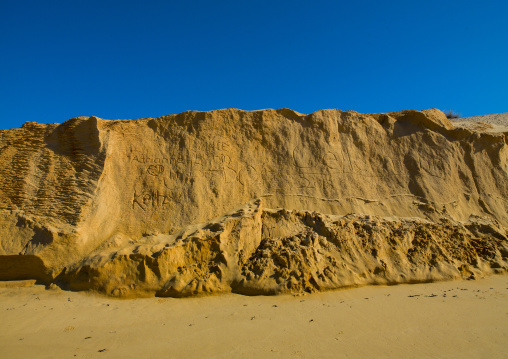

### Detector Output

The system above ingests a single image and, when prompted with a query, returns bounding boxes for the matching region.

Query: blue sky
[1,0,507,129]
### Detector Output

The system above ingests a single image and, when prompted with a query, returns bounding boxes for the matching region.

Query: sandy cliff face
[0,108,507,296]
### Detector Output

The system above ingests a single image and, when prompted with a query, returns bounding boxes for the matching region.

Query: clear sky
[1,0,507,129]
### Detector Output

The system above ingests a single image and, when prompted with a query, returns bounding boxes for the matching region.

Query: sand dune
[450,112,508,133]
[0,108,507,297]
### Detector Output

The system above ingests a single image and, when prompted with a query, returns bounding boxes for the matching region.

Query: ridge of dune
[0,108,507,297]
[450,112,508,134]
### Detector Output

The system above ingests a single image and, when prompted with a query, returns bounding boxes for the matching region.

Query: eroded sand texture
[0,108,507,296]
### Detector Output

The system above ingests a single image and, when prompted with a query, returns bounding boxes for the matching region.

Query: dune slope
[0,108,507,296]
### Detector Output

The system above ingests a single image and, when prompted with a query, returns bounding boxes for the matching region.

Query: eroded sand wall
[0,108,507,296]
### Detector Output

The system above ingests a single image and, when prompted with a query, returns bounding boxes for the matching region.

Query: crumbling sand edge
[1,108,507,297]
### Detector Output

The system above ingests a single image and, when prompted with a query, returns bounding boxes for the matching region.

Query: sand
[1,109,507,357]
[1,108,507,297]
[450,112,508,133]
[1,274,507,358]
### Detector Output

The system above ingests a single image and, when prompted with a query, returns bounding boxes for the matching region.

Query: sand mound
[0,108,507,296]
[450,112,508,133]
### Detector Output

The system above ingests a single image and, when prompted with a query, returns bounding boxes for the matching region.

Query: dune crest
[0,108,507,296]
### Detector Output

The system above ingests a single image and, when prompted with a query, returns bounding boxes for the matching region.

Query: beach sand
[1,274,507,358]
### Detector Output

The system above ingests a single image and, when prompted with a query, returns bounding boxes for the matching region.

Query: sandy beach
[1,274,507,358]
